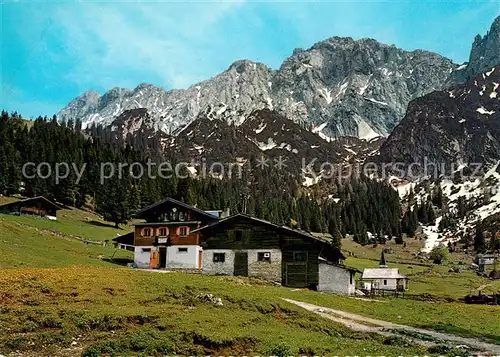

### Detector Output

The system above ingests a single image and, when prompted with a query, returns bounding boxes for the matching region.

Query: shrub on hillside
[429,244,449,264]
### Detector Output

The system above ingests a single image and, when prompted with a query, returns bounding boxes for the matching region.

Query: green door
[285,262,308,287]
[234,251,248,276]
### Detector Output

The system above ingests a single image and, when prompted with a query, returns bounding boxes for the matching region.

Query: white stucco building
[361,268,407,292]
[318,259,358,295]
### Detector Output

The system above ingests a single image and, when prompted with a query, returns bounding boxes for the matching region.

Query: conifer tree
[474,222,486,253]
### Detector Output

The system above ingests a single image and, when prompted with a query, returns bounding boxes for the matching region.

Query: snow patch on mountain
[255,122,267,134]
[356,116,380,140]
[421,216,443,253]
[491,82,499,98]
[257,138,277,151]
[476,106,495,115]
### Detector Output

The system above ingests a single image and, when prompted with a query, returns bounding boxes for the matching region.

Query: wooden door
[234,251,248,276]
[285,262,308,287]
[149,250,159,269]
[159,247,167,268]
[198,250,203,271]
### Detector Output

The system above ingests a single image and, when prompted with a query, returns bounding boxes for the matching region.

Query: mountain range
[59,16,500,173]
[59,17,499,141]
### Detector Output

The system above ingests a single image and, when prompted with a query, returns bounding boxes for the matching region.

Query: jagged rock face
[59,61,274,135]
[58,38,456,139]
[58,17,500,141]
[272,38,456,138]
[461,16,500,82]
[107,108,161,143]
[379,65,500,168]
[59,90,100,122]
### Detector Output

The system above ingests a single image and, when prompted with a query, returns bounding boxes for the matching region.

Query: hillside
[0,197,132,242]
[0,218,132,268]
[342,238,500,298]
[0,218,423,356]
[380,64,500,167]
[1,211,499,356]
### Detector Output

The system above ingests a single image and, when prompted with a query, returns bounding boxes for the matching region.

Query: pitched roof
[191,213,345,260]
[0,196,62,211]
[361,268,406,279]
[319,258,361,273]
[112,232,134,245]
[134,197,219,220]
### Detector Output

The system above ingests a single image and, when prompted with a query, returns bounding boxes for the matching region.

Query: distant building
[361,268,407,292]
[475,253,498,272]
[112,232,134,251]
[360,251,407,293]
[0,196,61,220]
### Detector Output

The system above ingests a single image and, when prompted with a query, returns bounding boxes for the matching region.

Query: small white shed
[318,260,360,295]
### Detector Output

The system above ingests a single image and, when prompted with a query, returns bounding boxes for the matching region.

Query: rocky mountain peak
[228,59,270,74]
[58,17,499,140]
[79,90,101,101]
[379,65,500,168]
[462,15,500,81]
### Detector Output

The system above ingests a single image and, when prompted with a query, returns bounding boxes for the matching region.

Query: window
[142,228,152,237]
[158,227,168,237]
[235,230,243,241]
[350,272,353,285]
[178,247,188,253]
[178,226,188,236]
[257,252,271,262]
[293,252,308,262]
[142,248,151,252]
[213,253,225,263]
[383,279,387,286]
[179,212,185,221]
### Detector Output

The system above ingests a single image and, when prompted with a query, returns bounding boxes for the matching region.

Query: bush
[428,344,451,354]
[81,330,173,356]
[265,341,293,357]
[5,336,26,350]
[429,244,449,264]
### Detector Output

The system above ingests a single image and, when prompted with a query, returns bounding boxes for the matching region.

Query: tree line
[0,111,404,246]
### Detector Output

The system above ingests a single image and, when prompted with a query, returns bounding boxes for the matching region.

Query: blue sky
[1,0,499,119]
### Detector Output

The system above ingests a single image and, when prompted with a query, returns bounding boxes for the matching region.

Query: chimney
[221,207,231,218]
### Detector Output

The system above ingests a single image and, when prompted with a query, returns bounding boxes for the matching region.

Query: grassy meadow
[0,204,499,356]
[0,202,132,242]
[0,217,132,269]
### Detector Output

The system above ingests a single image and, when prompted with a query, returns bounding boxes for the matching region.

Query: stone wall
[202,249,282,282]
[247,249,282,283]
[202,249,235,275]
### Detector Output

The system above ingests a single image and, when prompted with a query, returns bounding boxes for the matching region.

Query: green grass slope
[0,218,132,268]
[0,267,430,357]
[0,210,499,356]
[0,205,132,242]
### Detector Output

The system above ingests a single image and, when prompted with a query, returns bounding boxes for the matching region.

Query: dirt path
[283,298,500,355]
